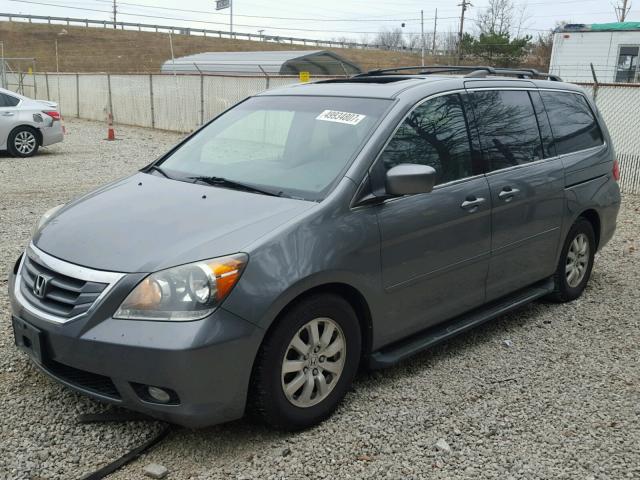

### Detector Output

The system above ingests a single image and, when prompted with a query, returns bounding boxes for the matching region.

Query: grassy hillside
[0,21,431,73]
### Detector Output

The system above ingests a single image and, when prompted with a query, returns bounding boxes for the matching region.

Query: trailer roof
[559,22,640,32]
[160,50,361,76]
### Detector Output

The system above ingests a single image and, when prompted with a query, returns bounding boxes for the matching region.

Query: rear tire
[547,217,596,302]
[249,293,361,431]
[8,126,39,157]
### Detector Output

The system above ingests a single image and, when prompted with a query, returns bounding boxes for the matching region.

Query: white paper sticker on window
[316,110,366,125]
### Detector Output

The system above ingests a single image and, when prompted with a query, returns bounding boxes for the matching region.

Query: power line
[91,0,426,22]
[7,0,456,34]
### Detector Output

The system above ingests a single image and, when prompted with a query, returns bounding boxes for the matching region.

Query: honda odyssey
[8,66,621,430]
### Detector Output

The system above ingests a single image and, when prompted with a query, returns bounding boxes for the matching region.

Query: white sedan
[0,87,63,157]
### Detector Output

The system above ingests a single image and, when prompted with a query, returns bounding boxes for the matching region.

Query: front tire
[249,293,361,431]
[547,217,596,302]
[8,127,39,157]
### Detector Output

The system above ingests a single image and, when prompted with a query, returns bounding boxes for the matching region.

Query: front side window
[541,91,604,155]
[159,96,391,201]
[379,93,474,185]
[470,90,543,172]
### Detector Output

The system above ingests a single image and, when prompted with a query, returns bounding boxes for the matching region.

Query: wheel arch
[255,282,374,368]
[10,124,42,146]
[578,208,601,250]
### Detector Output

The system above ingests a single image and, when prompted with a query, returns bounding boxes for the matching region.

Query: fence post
[45,72,50,99]
[590,63,599,103]
[75,73,79,117]
[258,65,270,90]
[107,73,113,121]
[149,74,155,129]
[200,72,204,126]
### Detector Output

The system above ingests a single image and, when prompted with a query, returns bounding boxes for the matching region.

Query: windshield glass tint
[160,96,391,200]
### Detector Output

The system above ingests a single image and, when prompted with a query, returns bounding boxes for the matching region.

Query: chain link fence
[578,83,640,194]
[7,71,302,133]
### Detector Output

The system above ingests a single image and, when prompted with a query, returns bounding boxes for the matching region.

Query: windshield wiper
[189,176,286,198]
[146,164,173,179]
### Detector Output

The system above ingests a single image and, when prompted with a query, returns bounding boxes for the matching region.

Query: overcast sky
[0,0,632,41]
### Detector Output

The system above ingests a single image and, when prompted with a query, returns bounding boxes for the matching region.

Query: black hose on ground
[77,410,172,480]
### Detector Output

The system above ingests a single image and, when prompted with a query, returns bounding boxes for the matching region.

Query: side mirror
[385,164,437,196]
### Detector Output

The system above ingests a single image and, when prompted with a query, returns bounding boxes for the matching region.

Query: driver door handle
[1,112,15,116]
[460,196,486,212]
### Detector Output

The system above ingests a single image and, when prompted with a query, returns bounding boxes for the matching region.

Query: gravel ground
[1,118,639,480]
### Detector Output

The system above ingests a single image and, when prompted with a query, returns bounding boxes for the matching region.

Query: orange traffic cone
[106,112,115,141]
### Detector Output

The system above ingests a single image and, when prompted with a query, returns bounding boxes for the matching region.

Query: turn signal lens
[114,253,248,321]
[205,258,245,300]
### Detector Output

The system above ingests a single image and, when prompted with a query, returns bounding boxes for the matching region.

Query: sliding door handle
[498,187,520,201]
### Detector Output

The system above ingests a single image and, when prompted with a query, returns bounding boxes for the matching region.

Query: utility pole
[112,0,117,28]
[230,0,233,38]
[615,0,630,21]
[432,8,438,56]
[458,0,471,62]
[421,10,425,66]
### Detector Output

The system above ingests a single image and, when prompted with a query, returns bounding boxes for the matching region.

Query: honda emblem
[33,274,49,299]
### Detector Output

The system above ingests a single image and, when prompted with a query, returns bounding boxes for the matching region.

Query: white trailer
[549,23,640,84]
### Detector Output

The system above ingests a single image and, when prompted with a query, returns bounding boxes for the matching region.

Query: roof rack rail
[355,65,562,82]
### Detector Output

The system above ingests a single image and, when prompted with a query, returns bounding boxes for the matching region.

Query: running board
[369,278,554,369]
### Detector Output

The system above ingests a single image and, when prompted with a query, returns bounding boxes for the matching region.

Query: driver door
[374,92,491,344]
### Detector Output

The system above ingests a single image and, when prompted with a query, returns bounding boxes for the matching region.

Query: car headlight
[114,253,248,321]
[33,204,64,235]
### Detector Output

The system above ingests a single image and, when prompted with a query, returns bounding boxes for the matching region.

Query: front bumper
[8,251,263,428]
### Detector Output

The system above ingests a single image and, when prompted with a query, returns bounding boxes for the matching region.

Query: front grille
[45,359,121,399]
[20,255,108,319]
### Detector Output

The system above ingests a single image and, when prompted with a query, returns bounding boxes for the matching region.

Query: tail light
[613,159,620,182]
[43,110,60,121]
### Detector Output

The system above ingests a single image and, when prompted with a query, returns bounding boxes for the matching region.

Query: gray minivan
[8,67,621,430]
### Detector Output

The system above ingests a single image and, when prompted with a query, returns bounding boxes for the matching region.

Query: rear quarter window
[540,91,604,155]
[0,93,20,107]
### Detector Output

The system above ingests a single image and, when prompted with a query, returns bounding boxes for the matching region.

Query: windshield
[158,95,391,200]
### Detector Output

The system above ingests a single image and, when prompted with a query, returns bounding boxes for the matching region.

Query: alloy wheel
[14,131,37,155]
[566,232,590,288]
[281,317,346,408]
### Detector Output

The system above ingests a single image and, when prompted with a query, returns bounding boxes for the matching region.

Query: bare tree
[375,28,406,49]
[476,0,515,36]
[513,2,531,38]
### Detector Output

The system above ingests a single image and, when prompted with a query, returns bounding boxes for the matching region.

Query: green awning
[590,22,640,31]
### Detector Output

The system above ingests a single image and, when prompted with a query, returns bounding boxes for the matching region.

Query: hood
[34,173,315,273]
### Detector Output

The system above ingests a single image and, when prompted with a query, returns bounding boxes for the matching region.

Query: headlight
[114,253,248,321]
[33,204,64,235]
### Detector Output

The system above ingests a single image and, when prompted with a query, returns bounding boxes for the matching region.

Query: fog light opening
[147,386,172,404]
[131,382,180,405]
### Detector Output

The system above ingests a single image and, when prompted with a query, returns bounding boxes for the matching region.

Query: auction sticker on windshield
[316,110,366,125]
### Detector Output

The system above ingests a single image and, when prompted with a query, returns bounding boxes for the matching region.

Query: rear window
[540,91,604,155]
[470,90,543,171]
